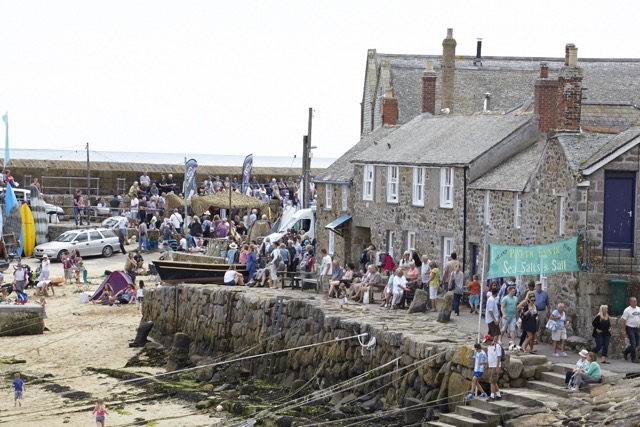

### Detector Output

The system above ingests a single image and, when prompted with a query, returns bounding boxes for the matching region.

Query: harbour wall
[142,285,551,410]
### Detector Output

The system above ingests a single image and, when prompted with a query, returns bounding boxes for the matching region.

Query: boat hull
[152,259,248,284]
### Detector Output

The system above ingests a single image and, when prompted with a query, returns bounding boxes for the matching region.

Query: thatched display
[165,192,189,213]
[190,192,266,215]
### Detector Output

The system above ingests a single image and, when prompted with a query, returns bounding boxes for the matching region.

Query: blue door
[603,172,635,251]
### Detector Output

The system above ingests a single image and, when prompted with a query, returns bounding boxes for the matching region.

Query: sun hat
[229,242,238,249]
[579,349,589,358]
[204,211,211,216]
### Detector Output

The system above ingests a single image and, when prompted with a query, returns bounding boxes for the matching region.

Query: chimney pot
[568,46,578,67]
[483,93,492,112]
[426,59,434,72]
[384,88,393,99]
[446,28,453,39]
[540,62,549,78]
[476,38,483,59]
[564,43,575,66]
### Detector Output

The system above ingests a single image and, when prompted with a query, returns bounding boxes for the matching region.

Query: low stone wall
[142,285,551,409]
[0,304,45,336]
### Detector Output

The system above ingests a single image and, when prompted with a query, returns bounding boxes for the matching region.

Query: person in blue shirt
[12,373,25,407]
[466,343,488,400]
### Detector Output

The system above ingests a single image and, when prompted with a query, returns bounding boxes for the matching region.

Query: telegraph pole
[304,107,313,209]
[86,142,90,199]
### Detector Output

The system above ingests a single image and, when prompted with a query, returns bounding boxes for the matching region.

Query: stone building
[313,126,398,264]
[315,29,640,343]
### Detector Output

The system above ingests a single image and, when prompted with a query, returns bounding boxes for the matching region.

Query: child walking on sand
[137,281,145,310]
[12,373,25,406]
[93,398,108,427]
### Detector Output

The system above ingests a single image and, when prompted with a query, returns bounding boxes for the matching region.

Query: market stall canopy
[191,192,266,215]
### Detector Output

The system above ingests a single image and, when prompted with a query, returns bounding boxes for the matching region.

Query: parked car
[101,216,127,229]
[0,188,66,221]
[33,227,120,261]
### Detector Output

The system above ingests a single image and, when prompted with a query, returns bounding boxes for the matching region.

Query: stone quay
[141,284,553,413]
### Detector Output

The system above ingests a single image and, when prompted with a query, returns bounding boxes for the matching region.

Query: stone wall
[315,183,353,265]
[577,145,640,259]
[352,165,464,267]
[142,285,550,408]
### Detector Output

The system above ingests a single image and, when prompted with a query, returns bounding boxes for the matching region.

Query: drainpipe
[463,166,468,274]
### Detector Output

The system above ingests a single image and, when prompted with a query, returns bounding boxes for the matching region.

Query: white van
[0,188,66,221]
[261,207,316,248]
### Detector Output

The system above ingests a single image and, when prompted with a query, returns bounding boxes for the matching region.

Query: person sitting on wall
[223,265,245,286]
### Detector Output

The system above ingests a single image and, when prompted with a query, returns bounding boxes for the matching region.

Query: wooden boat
[152,259,248,284]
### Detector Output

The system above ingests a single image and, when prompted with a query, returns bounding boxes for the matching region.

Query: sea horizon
[10,148,337,169]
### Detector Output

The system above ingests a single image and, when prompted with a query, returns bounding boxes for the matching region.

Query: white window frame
[325,183,332,210]
[539,273,548,291]
[440,167,454,208]
[328,230,335,255]
[363,165,374,201]
[386,230,395,258]
[387,166,399,203]
[514,193,522,229]
[442,237,454,268]
[341,185,348,211]
[559,196,566,236]
[484,190,491,225]
[407,231,416,251]
[412,167,425,207]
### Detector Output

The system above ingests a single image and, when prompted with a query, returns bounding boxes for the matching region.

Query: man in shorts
[319,248,333,303]
[482,334,503,402]
[466,342,488,400]
[501,286,518,343]
[485,287,501,341]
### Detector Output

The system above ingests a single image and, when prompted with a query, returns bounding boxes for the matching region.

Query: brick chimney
[556,44,583,132]
[534,62,558,134]
[441,28,456,113]
[382,89,398,125]
[422,60,437,114]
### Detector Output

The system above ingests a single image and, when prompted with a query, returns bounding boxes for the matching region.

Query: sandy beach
[0,246,220,427]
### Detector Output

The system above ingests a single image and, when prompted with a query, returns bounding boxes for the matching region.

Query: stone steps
[527,379,573,397]
[540,370,568,386]
[456,405,502,425]
[469,396,527,414]
[433,412,489,427]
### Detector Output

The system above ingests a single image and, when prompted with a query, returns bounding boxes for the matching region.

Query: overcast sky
[1,1,638,161]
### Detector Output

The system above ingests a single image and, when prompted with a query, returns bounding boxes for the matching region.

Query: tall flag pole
[241,154,253,195]
[2,112,8,166]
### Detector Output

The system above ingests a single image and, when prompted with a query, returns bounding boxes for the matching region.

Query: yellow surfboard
[21,203,36,257]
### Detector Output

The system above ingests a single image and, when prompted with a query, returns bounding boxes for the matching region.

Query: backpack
[360,249,368,264]
[299,256,309,272]
[498,343,506,362]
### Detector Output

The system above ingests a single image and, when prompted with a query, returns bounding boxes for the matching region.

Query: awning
[324,215,352,237]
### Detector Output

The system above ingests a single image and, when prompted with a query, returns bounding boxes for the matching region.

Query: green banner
[487,237,580,279]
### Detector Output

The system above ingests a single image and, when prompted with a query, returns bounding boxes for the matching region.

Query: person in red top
[466,274,481,314]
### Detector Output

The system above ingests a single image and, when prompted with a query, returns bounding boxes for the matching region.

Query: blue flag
[5,183,17,216]
[2,112,8,166]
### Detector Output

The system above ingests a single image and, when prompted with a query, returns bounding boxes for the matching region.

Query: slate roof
[468,140,546,192]
[581,103,640,132]
[557,126,640,172]
[352,111,534,166]
[366,52,640,129]
[314,126,398,183]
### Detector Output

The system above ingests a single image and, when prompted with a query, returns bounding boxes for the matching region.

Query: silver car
[33,228,120,261]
